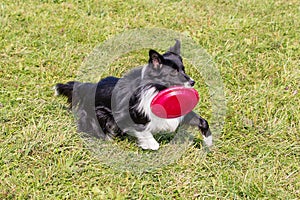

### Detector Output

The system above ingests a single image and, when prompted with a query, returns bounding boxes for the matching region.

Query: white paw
[203,135,213,147]
[138,137,160,150]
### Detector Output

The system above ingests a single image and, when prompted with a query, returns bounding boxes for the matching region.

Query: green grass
[1,0,299,199]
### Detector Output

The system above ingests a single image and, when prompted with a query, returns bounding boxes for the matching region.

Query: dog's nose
[189,80,195,86]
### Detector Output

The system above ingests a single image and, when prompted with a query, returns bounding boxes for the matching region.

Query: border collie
[55,40,212,150]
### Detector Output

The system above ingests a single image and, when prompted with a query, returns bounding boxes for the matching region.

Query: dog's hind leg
[132,131,159,150]
[95,106,124,140]
[182,112,212,147]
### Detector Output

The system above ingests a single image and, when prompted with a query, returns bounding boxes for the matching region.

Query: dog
[55,40,212,150]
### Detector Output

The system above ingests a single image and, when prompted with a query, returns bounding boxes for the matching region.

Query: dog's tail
[54,81,75,104]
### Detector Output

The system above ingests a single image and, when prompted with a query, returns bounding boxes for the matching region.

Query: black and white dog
[55,40,212,150]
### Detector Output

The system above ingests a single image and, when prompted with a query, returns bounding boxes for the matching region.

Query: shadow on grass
[80,126,208,173]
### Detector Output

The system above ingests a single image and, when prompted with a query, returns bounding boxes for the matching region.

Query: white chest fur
[137,87,183,133]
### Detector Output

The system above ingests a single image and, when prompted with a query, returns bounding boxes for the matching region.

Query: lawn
[1,0,299,199]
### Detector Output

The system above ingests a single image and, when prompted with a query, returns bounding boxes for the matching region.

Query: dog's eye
[171,69,178,76]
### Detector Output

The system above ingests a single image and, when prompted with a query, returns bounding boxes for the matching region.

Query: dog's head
[142,40,195,88]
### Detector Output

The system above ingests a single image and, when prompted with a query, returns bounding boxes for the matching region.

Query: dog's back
[55,76,119,107]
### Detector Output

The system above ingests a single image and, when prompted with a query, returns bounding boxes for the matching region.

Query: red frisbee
[150,86,199,118]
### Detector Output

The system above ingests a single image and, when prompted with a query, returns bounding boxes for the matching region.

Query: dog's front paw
[203,135,213,147]
[138,137,160,150]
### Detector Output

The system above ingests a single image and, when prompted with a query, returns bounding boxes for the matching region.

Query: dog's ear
[149,50,164,69]
[169,39,181,55]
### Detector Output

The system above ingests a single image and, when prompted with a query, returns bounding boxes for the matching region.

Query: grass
[1,0,299,199]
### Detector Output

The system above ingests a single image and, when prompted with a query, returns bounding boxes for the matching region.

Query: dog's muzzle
[184,79,195,87]
[189,79,195,86]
